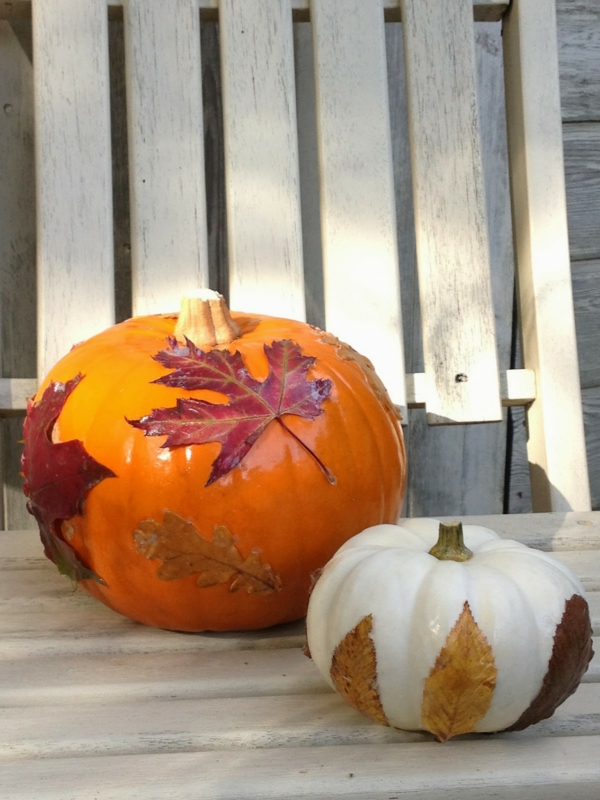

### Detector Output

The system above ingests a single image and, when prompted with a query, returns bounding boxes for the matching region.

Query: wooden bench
[1,0,598,796]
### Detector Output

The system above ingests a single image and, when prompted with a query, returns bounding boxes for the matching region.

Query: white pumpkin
[306,518,593,741]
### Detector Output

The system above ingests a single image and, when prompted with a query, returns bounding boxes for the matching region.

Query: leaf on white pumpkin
[421,601,497,742]
[134,510,282,595]
[330,614,389,726]
[507,593,594,732]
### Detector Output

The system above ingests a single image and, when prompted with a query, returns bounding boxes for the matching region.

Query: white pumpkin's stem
[174,290,241,348]
[429,522,473,562]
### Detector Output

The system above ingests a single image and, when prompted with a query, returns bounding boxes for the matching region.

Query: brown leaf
[134,511,282,595]
[507,593,594,732]
[421,601,497,742]
[319,331,402,421]
[330,615,389,726]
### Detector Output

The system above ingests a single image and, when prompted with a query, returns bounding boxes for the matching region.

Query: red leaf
[22,375,116,583]
[129,338,334,485]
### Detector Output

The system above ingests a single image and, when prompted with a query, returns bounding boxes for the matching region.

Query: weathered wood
[503,0,591,512]
[2,636,597,708]
[583,386,600,510]
[398,21,514,514]
[5,678,600,761]
[108,18,132,323]
[219,0,305,319]
[294,23,325,330]
[573,259,600,390]
[123,0,208,315]
[201,21,228,297]
[0,1,511,24]
[0,21,35,530]
[564,123,600,263]
[311,0,405,407]
[1,737,600,799]
[557,0,600,123]
[401,0,501,425]
[32,0,115,376]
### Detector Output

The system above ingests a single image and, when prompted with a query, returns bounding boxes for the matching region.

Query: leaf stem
[276,417,336,485]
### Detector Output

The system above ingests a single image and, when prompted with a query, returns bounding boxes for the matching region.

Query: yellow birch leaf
[421,601,497,742]
[330,615,389,726]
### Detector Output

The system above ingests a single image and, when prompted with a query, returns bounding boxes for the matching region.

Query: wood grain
[401,0,501,424]
[0,21,36,530]
[123,0,209,315]
[398,22,514,514]
[557,0,600,122]
[564,123,600,263]
[503,0,591,511]
[219,0,305,320]
[32,0,115,376]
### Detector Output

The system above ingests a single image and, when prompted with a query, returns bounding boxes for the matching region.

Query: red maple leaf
[128,338,334,485]
[22,374,116,583]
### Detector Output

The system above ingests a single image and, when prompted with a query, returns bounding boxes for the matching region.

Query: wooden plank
[294,22,325,330]
[201,20,228,296]
[311,0,405,407]
[401,0,501,425]
[5,679,600,761]
[503,0,591,511]
[0,21,36,529]
[108,17,133,323]
[564,123,600,263]
[557,0,600,122]
[32,0,115,376]
[407,369,535,407]
[1,736,599,799]
[398,21,514,513]
[0,1,511,24]
[583,385,600,510]
[573,259,600,390]
[1,636,597,709]
[219,0,305,319]
[123,0,208,315]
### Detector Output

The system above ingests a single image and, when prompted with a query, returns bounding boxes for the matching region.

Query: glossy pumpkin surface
[25,311,406,631]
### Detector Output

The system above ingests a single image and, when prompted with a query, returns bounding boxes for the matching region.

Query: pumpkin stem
[174,290,241,348]
[429,522,473,562]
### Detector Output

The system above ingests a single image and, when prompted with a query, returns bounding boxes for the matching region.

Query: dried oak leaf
[330,614,389,726]
[318,331,401,421]
[421,601,497,742]
[21,375,116,584]
[134,509,282,595]
[128,337,333,485]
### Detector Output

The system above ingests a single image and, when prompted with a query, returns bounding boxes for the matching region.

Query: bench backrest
[0,0,591,525]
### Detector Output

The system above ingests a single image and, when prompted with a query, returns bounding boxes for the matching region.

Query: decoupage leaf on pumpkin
[133,510,282,595]
[330,614,389,726]
[420,601,497,742]
[21,374,116,584]
[128,338,334,485]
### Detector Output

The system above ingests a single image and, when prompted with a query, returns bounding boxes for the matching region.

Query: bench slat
[401,0,501,424]
[219,0,305,319]
[123,0,208,315]
[32,0,114,376]
[503,0,591,512]
[311,0,406,407]
[1,736,599,799]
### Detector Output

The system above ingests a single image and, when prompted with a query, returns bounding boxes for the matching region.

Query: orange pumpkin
[22,292,406,631]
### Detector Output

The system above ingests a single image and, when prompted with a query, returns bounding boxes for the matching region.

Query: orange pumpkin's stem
[174,290,241,348]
